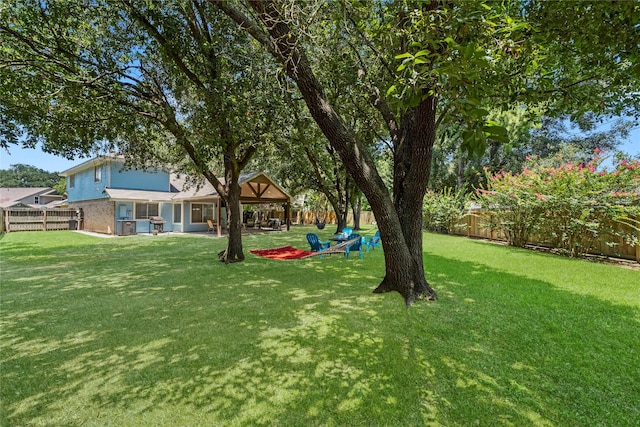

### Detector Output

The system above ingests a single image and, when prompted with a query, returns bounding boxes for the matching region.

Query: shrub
[475,152,640,256]
[475,168,545,247]
[423,187,470,234]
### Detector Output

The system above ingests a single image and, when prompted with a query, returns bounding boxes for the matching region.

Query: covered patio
[171,172,292,237]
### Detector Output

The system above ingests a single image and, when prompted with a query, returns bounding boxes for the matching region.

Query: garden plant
[475,153,640,257]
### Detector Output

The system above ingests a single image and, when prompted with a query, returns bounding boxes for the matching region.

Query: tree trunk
[219,180,244,263]
[378,97,438,303]
[218,151,245,263]
[351,194,362,231]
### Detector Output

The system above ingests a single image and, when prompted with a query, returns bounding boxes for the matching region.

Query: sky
[1,125,639,174]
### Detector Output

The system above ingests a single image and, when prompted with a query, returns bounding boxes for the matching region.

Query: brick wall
[70,199,115,234]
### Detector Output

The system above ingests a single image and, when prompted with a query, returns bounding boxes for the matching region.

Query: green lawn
[1,227,638,426]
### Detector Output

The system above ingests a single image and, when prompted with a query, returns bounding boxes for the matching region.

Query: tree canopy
[2,0,638,304]
[0,164,61,188]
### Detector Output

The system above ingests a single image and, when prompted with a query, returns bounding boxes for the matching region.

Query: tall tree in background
[0,164,61,188]
[217,0,639,304]
[0,0,284,262]
[429,113,634,193]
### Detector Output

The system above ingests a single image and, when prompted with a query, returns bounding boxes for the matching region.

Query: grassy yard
[1,227,638,426]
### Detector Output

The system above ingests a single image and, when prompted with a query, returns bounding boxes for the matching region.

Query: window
[135,203,159,219]
[191,203,214,223]
[173,204,181,223]
[69,175,75,188]
[94,165,102,182]
[34,196,40,204]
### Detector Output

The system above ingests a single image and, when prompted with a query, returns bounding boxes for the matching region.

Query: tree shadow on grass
[2,242,639,425]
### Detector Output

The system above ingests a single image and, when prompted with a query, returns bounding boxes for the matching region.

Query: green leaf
[394,52,413,60]
[444,37,457,46]
[470,108,489,118]
[386,85,397,96]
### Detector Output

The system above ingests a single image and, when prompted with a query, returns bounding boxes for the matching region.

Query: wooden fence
[453,210,640,262]
[293,210,376,226]
[2,208,80,232]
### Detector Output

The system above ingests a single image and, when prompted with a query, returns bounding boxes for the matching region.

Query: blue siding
[67,163,108,202]
[181,200,219,232]
[109,162,170,191]
[67,160,170,202]
[161,203,173,232]
[115,202,134,220]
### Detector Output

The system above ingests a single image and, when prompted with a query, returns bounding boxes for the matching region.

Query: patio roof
[169,172,291,204]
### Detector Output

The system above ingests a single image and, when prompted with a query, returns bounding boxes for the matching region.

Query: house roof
[104,188,175,202]
[169,172,291,203]
[103,172,291,204]
[0,187,62,208]
[58,154,123,176]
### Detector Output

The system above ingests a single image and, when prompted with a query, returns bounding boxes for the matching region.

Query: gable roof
[0,187,62,208]
[101,171,291,204]
[169,172,291,203]
[58,154,123,176]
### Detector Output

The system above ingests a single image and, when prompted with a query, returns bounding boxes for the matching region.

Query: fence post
[636,228,640,263]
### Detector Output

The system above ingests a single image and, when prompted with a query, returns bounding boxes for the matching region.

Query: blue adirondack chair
[344,234,364,259]
[306,233,330,252]
[365,230,381,252]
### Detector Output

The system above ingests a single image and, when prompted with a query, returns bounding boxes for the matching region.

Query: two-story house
[59,154,291,235]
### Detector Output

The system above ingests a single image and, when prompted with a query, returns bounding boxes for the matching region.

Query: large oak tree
[215,0,639,304]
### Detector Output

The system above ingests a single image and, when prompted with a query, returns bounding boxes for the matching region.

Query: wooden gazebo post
[284,202,290,231]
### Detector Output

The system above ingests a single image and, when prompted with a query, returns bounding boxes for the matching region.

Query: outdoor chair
[306,233,331,253]
[344,234,364,259]
[304,235,361,260]
[336,227,352,238]
[207,219,215,234]
[365,230,381,252]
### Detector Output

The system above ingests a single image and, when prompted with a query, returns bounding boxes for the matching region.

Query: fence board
[2,208,79,232]
[454,210,639,262]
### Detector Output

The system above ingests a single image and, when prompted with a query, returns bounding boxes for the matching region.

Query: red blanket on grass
[249,246,314,260]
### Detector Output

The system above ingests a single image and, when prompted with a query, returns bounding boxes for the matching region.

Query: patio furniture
[207,219,215,233]
[345,234,364,259]
[365,230,381,252]
[305,235,363,259]
[306,233,331,252]
[338,227,352,237]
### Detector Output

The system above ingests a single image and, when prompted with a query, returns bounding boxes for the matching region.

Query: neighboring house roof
[0,187,63,208]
